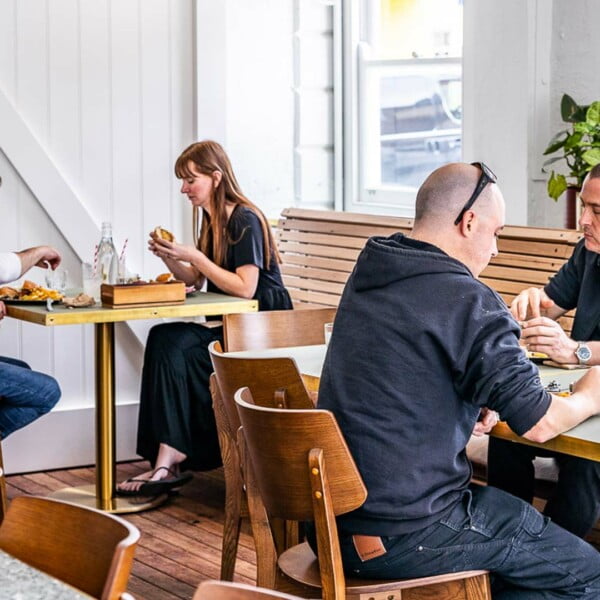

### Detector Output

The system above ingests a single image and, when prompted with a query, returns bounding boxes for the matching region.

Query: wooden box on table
[101,281,185,308]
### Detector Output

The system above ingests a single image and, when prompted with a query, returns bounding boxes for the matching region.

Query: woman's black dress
[136,206,293,470]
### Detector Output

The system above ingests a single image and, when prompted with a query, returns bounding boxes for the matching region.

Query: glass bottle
[97,222,118,284]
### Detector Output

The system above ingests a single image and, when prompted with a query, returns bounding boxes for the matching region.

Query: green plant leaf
[561,94,579,121]
[548,172,568,201]
[587,102,600,126]
[543,130,568,154]
[582,148,600,166]
[564,132,583,150]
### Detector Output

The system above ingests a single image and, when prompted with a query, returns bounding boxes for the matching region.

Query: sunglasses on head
[454,162,497,226]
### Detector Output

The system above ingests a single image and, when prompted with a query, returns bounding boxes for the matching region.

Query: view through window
[351,0,463,212]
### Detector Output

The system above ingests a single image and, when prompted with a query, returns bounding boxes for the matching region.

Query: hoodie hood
[352,232,473,293]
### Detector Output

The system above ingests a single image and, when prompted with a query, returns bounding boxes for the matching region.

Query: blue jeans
[334,486,600,599]
[0,356,61,438]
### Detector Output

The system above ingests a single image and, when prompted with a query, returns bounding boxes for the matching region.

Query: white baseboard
[2,403,141,475]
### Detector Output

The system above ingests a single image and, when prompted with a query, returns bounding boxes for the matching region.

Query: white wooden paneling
[0,0,196,472]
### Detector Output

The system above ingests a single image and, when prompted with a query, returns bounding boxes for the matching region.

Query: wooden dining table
[0,548,92,599]
[6,291,257,513]
[226,344,600,462]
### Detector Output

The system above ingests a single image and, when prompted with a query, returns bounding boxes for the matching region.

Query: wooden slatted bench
[277,207,582,334]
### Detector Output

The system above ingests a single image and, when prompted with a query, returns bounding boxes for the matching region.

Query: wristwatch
[575,342,592,365]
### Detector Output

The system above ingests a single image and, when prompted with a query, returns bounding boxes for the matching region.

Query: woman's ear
[212,170,223,188]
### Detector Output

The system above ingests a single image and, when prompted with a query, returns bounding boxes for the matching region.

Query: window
[342,0,463,215]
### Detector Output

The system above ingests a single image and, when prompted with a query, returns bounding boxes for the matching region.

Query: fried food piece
[0,286,19,299]
[156,273,174,283]
[21,279,38,292]
[154,226,175,242]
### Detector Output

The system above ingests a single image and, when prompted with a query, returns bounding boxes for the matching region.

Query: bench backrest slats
[277,209,582,335]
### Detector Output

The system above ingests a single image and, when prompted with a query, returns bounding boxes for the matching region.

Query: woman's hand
[520,316,578,364]
[147,230,205,287]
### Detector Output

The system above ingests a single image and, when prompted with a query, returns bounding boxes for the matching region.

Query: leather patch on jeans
[352,534,387,562]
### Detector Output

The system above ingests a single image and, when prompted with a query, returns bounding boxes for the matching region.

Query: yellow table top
[5,291,258,326]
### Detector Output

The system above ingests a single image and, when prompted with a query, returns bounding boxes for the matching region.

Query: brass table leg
[50,322,166,513]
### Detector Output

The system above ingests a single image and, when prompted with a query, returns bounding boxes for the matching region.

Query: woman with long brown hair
[118,140,292,496]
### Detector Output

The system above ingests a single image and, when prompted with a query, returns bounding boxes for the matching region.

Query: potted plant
[543,94,600,206]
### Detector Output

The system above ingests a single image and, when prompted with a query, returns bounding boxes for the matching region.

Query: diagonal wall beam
[0,88,148,344]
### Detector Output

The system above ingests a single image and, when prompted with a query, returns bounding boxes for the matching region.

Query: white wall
[0,0,196,473]
[465,0,600,227]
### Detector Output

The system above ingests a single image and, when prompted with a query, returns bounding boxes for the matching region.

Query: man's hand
[0,300,6,321]
[472,407,499,437]
[510,287,556,321]
[16,246,61,274]
[520,316,578,364]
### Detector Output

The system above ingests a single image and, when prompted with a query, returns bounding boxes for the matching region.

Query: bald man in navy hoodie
[317,162,600,599]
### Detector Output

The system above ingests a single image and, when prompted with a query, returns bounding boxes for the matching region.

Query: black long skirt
[135,322,223,471]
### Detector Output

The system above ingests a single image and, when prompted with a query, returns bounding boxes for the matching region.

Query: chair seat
[278,541,489,596]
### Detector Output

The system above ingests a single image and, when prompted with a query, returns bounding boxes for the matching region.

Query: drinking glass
[45,268,67,294]
[324,322,333,345]
[82,262,101,302]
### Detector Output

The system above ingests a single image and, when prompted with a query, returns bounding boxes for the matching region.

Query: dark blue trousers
[335,486,600,599]
[0,356,60,438]
[488,436,600,538]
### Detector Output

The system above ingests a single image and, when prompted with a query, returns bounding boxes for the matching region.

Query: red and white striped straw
[120,238,128,262]
[92,244,99,276]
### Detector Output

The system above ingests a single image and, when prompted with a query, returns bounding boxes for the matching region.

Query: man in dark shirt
[488,163,600,538]
[318,162,600,598]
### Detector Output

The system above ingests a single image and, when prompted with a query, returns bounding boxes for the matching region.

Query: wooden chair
[0,437,7,524]
[235,387,492,600]
[194,580,302,600]
[209,340,314,584]
[0,495,140,600]
[222,307,336,351]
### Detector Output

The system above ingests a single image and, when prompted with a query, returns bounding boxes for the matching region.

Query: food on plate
[0,281,63,301]
[21,279,38,292]
[156,273,174,283]
[62,293,95,308]
[0,286,19,299]
[154,226,175,242]
[19,285,64,301]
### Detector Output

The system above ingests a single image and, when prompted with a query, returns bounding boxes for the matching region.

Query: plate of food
[0,281,64,304]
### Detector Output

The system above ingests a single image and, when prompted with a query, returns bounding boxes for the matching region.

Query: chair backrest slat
[235,387,366,521]
[223,307,336,351]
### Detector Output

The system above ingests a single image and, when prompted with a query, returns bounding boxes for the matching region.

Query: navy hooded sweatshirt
[317,233,551,535]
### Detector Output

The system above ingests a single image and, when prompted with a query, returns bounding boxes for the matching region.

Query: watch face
[577,344,592,362]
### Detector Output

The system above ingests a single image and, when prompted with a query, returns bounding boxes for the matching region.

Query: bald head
[415,163,497,227]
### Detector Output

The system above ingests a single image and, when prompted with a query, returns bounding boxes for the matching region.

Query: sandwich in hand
[154,226,175,242]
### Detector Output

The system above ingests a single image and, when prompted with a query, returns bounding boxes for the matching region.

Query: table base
[48,484,168,514]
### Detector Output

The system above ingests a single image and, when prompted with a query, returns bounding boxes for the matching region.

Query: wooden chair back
[236,388,491,600]
[194,580,302,600]
[235,387,366,522]
[0,437,6,524]
[209,341,313,434]
[0,495,140,600]
[222,307,336,351]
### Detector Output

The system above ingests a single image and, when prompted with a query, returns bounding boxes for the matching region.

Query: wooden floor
[6,463,600,600]
[5,461,257,600]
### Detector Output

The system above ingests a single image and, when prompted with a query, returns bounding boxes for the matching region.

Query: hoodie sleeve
[454,286,551,436]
